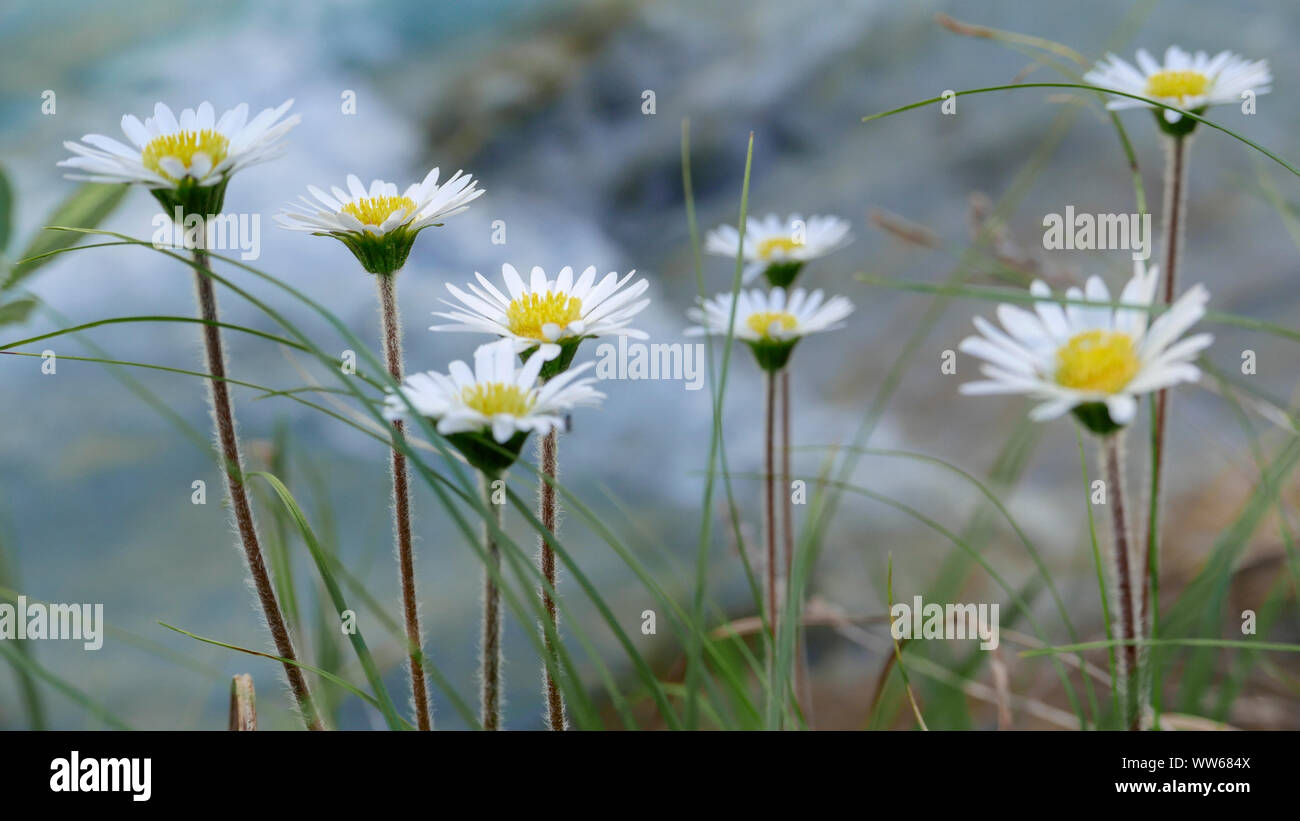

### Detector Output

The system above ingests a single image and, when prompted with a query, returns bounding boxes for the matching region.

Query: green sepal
[1072,401,1124,436]
[149,176,230,222]
[446,430,529,476]
[746,337,798,372]
[1152,106,1203,138]
[327,225,421,275]
[763,261,804,289]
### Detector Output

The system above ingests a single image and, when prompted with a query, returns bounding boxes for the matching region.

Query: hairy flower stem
[192,247,321,730]
[1145,134,1190,716]
[1101,432,1143,730]
[480,472,505,730]
[763,371,777,638]
[781,370,813,725]
[376,273,431,730]
[762,370,781,724]
[537,428,566,730]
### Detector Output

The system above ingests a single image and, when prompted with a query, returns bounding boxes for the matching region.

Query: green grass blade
[0,314,312,354]
[0,541,47,729]
[0,164,12,254]
[863,82,1300,179]
[855,274,1300,344]
[0,642,130,729]
[248,471,405,730]
[1022,637,1300,657]
[159,621,411,728]
[886,555,928,730]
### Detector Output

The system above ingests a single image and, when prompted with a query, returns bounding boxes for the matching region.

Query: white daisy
[431,263,650,366]
[958,263,1212,431]
[384,339,604,472]
[59,100,299,190]
[275,169,483,274]
[705,214,852,285]
[686,286,854,370]
[275,169,483,237]
[1084,46,1271,125]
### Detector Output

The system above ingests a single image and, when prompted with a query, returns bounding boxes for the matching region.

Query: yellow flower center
[461,382,536,417]
[506,291,583,341]
[340,195,418,226]
[141,130,230,181]
[1055,330,1140,393]
[758,236,803,260]
[1145,70,1209,102]
[746,310,799,339]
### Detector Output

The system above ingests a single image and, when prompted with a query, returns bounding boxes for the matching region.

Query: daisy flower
[283,169,482,729]
[59,100,299,215]
[958,263,1212,434]
[432,263,650,376]
[384,339,604,474]
[275,169,483,274]
[1084,46,1271,132]
[432,263,642,724]
[686,286,854,371]
[705,214,852,286]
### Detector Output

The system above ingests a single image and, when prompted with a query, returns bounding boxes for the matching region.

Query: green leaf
[0,298,36,327]
[863,82,1300,180]
[158,621,409,728]
[248,471,407,731]
[6,183,129,290]
[0,549,47,729]
[0,641,130,730]
[0,166,13,254]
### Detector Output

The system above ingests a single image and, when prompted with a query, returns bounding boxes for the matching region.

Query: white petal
[996,303,1052,348]
[1029,399,1075,421]
[1106,394,1137,425]
[154,102,179,133]
[529,265,549,294]
[501,264,527,300]
[492,416,518,443]
[959,336,1035,375]
[121,115,151,148]
[518,349,547,386]
[448,360,475,390]
[555,266,574,294]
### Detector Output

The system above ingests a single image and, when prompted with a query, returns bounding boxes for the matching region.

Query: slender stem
[780,369,813,725]
[1077,427,1120,720]
[1156,134,1189,305]
[537,427,566,730]
[763,370,777,637]
[480,471,504,730]
[375,273,431,730]
[1146,133,1189,724]
[192,247,321,730]
[1101,432,1142,730]
[762,369,782,726]
[780,372,793,589]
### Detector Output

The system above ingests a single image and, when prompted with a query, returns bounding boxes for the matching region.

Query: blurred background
[1,0,1298,729]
